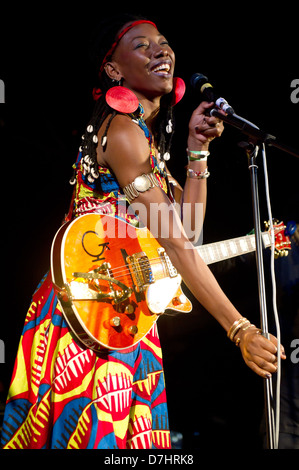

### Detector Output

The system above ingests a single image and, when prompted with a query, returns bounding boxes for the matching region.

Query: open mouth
[151,62,171,76]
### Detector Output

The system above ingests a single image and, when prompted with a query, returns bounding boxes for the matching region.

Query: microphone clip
[215,97,234,115]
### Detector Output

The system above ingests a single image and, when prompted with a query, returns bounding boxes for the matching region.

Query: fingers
[239,329,286,379]
[190,101,224,142]
[195,116,223,138]
[193,101,215,115]
[244,360,274,379]
[268,333,287,359]
[247,352,278,378]
[193,101,225,121]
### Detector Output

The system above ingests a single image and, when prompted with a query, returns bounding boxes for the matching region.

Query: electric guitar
[51,214,291,352]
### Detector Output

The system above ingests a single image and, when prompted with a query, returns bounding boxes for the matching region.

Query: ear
[104,62,123,82]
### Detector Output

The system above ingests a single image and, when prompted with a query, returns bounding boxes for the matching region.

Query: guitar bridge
[126,252,155,291]
[59,263,133,304]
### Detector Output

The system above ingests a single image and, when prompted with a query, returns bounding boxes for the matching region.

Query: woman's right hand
[237,326,286,378]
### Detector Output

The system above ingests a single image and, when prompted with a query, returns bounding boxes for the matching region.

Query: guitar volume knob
[110,316,121,327]
[125,304,135,314]
[126,325,138,336]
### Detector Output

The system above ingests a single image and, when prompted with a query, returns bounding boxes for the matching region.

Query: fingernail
[265,373,272,379]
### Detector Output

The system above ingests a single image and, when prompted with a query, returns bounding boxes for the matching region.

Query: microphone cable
[261,143,282,449]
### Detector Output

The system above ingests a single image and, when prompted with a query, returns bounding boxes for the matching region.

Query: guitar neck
[197,231,272,265]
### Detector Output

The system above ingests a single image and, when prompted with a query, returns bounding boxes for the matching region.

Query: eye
[134,42,149,50]
[159,36,170,47]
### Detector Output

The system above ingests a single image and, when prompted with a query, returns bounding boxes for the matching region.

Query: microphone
[190,73,235,115]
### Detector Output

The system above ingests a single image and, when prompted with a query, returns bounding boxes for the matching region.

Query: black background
[0,2,298,451]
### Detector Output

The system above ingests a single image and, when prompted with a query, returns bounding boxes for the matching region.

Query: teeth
[152,63,170,73]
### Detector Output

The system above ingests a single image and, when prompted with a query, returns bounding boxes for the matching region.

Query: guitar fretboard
[197,232,271,265]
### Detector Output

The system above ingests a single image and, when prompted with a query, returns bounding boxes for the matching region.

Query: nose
[153,44,169,58]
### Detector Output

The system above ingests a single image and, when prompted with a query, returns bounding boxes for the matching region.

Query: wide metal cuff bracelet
[123,172,160,203]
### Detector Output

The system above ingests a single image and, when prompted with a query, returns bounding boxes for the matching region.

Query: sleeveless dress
[0,105,172,449]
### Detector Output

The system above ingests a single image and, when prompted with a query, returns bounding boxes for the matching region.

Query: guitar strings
[82,237,253,283]
[76,227,281,285]
[84,257,167,286]
[101,237,249,279]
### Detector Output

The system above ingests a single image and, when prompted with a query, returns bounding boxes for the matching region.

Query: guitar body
[51,213,192,352]
[51,212,290,352]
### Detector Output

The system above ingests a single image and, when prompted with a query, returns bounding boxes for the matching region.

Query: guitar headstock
[264,220,292,258]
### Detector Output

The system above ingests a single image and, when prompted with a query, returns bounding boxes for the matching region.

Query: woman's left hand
[187,101,225,151]
[237,326,286,378]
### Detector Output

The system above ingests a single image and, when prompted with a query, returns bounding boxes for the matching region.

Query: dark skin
[96,22,285,377]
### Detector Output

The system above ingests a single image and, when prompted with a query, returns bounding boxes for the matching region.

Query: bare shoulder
[97,114,149,167]
[96,113,153,187]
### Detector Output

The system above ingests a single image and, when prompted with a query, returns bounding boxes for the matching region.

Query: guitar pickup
[126,252,155,291]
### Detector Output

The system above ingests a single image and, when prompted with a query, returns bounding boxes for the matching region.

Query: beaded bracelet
[187,148,210,162]
[186,167,210,179]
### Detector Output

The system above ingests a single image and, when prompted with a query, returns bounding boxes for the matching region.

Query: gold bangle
[234,324,256,347]
[227,318,250,342]
[242,323,255,332]
[230,321,250,342]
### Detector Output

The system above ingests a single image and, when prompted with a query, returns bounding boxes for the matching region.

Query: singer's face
[109,23,175,100]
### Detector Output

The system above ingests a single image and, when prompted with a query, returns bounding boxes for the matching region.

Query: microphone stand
[211,108,299,449]
[246,142,276,450]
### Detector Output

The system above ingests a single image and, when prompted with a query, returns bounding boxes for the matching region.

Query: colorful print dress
[0,106,172,449]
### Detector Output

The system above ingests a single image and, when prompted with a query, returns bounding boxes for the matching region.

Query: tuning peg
[275,249,289,258]
[265,219,281,230]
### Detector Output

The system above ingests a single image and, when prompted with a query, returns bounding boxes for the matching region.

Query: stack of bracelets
[227,317,258,347]
[186,148,210,179]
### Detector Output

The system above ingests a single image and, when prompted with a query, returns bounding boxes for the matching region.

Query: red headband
[98,20,157,77]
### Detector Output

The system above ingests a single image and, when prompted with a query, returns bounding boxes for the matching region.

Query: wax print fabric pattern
[1,105,172,449]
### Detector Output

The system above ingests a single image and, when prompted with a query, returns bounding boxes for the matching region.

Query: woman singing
[0,13,285,449]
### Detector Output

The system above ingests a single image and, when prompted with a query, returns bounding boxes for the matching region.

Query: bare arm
[171,102,224,240]
[97,114,285,378]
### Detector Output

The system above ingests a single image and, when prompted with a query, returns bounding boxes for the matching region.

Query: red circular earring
[105,86,139,113]
[171,77,186,106]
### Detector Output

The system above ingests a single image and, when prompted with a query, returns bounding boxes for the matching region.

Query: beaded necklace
[131,104,174,202]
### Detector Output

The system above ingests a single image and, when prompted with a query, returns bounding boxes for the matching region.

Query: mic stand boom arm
[210,108,299,449]
[210,109,299,159]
